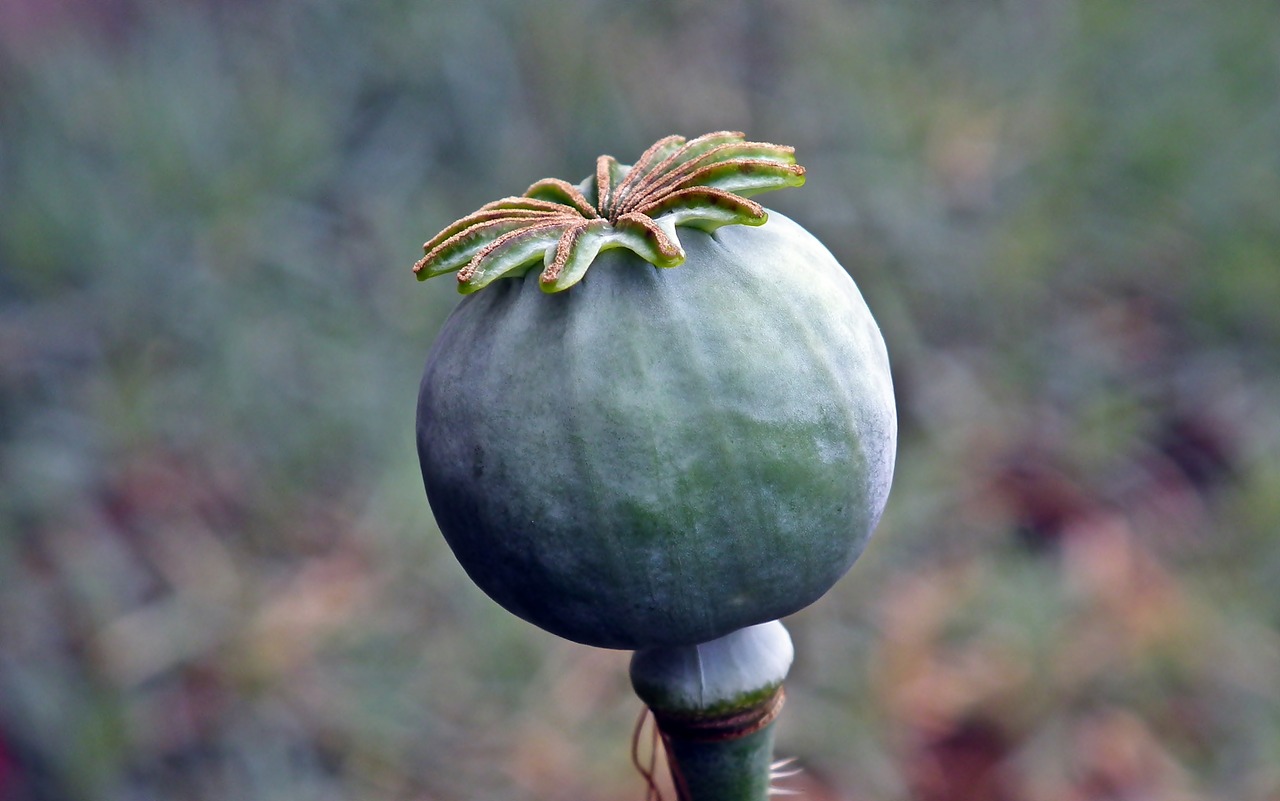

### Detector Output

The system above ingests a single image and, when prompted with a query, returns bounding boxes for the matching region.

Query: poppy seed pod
[412,132,896,650]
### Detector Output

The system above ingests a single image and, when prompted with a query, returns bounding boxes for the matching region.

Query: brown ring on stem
[650,687,786,743]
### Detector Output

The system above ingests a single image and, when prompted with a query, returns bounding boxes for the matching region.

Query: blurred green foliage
[1,0,1278,799]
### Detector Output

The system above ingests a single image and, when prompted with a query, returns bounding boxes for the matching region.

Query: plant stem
[630,621,793,801]
[661,710,780,801]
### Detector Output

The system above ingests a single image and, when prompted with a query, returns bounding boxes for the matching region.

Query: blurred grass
[1,0,1278,799]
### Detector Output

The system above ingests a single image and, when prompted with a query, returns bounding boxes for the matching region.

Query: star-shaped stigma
[413,131,807,293]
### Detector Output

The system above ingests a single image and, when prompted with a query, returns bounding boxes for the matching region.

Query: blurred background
[2,0,1278,799]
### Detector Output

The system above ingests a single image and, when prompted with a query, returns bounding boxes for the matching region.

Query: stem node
[630,621,793,801]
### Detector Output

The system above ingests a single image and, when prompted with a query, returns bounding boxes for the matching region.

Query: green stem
[630,621,794,801]
[661,711,780,801]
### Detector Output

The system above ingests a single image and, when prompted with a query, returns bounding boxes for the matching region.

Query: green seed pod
[413,133,896,650]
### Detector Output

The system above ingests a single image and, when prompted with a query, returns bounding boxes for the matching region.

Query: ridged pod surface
[417,209,896,649]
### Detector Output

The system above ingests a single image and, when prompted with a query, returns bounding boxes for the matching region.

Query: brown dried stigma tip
[411,132,806,294]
